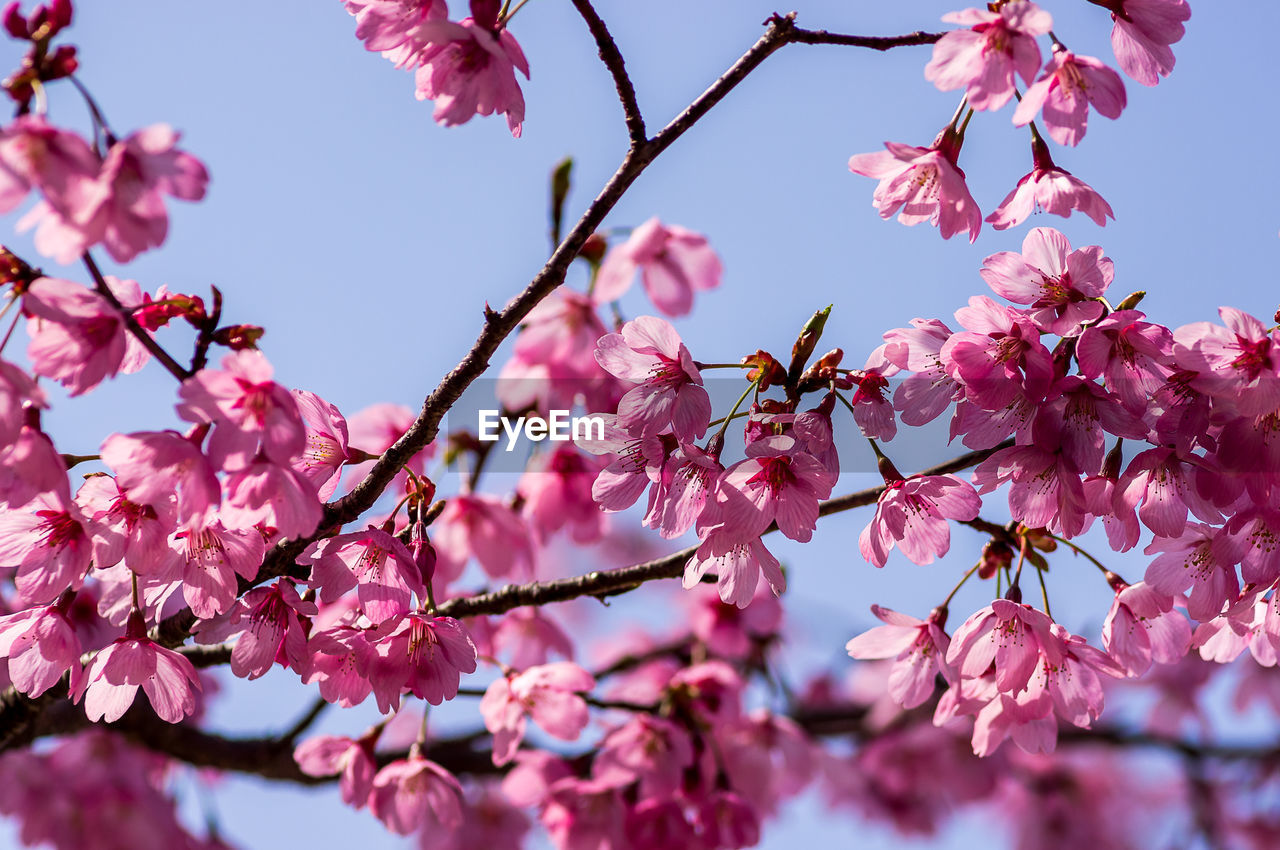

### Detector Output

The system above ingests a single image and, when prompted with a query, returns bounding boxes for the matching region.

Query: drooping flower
[593,217,723,317]
[431,494,534,584]
[1101,580,1192,675]
[294,731,378,808]
[291,388,360,500]
[0,491,95,604]
[846,605,953,708]
[947,599,1061,695]
[1144,523,1244,622]
[709,436,834,543]
[299,526,427,624]
[73,612,201,724]
[412,12,530,137]
[0,598,81,697]
[859,473,982,567]
[23,277,133,396]
[480,662,595,765]
[595,315,711,443]
[369,754,464,836]
[925,2,1053,111]
[360,613,478,712]
[986,135,1114,230]
[848,129,982,242]
[166,519,267,619]
[1012,46,1127,146]
[684,529,785,609]
[1098,0,1191,87]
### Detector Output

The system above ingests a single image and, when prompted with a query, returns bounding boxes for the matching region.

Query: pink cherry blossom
[100,429,221,525]
[431,493,534,584]
[0,358,44,447]
[227,580,317,680]
[344,401,434,496]
[860,473,981,568]
[299,526,427,623]
[1013,46,1127,146]
[73,613,201,724]
[518,445,606,544]
[1144,523,1244,622]
[709,436,834,543]
[848,131,982,242]
[294,731,378,808]
[684,529,786,609]
[0,116,100,219]
[344,0,446,56]
[412,16,530,137]
[1101,581,1192,675]
[23,276,133,396]
[846,605,952,708]
[595,315,711,442]
[0,424,68,507]
[1100,0,1191,86]
[883,318,963,426]
[369,754,464,836]
[221,457,323,539]
[645,441,723,540]
[592,714,695,797]
[947,599,1062,695]
[979,227,1113,336]
[1076,309,1173,413]
[541,778,628,850]
[1173,307,1280,417]
[480,661,595,765]
[594,217,723,317]
[76,124,210,263]
[695,789,761,850]
[1117,446,1222,539]
[73,473,175,575]
[972,435,1088,537]
[0,597,81,696]
[360,613,477,712]
[925,2,1053,111]
[291,388,359,500]
[987,135,1114,230]
[846,346,899,441]
[166,519,267,619]
[177,349,306,470]
[941,295,1054,410]
[688,581,781,659]
[577,413,666,512]
[0,491,95,604]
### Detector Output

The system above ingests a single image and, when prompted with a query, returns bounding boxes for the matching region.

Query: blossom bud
[978,540,1013,579]
[578,232,607,265]
[212,324,264,350]
[741,350,785,390]
[787,305,832,389]
[1114,290,1147,312]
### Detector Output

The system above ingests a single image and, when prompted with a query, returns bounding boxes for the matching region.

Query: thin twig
[82,252,193,381]
[568,0,646,145]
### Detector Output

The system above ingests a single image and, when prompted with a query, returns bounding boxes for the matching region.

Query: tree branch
[568,0,646,146]
[82,251,194,381]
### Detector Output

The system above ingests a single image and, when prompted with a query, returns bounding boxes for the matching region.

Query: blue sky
[0,1,1277,848]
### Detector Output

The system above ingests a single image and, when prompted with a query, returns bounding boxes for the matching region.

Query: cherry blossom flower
[846,346,900,441]
[294,731,378,808]
[291,388,360,500]
[592,714,695,797]
[577,413,666,512]
[979,227,1113,336]
[846,605,952,708]
[595,315,711,442]
[178,349,306,470]
[0,597,81,696]
[684,529,786,609]
[941,295,1054,410]
[986,135,1114,230]
[859,474,981,567]
[925,1,1053,111]
[166,519,266,619]
[709,436,834,543]
[0,116,99,218]
[594,217,723,317]
[883,318,963,427]
[645,441,723,539]
[1101,581,1192,675]
[23,276,134,396]
[431,493,534,584]
[74,473,175,575]
[0,491,95,604]
[73,613,201,724]
[226,580,317,680]
[1076,309,1173,413]
[100,429,221,525]
[299,526,427,623]
[541,778,628,850]
[1144,523,1244,622]
[360,612,477,712]
[947,599,1061,695]
[369,754,464,836]
[344,0,446,58]
[1173,307,1280,417]
[221,457,323,539]
[412,13,530,137]
[695,789,761,850]
[1013,46,1127,146]
[1100,0,1191,86]
[848,130,982,242]
[480,662,595,765]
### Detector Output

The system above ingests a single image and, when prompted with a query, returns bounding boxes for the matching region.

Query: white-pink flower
[73,614,201,724]
[593,217,723,317]
[595,315,711,443]
[849,134,982,242]
[859,474,981,567]
[925,2,1053,111]
[1013,46,1127,146]
[846,605,952,708]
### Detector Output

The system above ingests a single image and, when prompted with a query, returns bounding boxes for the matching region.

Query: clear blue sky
[0,1,1276,847]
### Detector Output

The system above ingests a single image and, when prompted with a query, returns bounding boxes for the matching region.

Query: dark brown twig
[568,0,646,146]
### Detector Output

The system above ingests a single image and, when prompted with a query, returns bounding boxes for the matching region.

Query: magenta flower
[595,315,711,443]
[1076,309,1173,413]
[1099,0,1191,86]
[73,613,201,724]
[849,132,982,242]
[344,401,434,496]
[859,474,981,567]
[480,662,595,765]
[684,529,785,609]
[0,599,81,697]
[344,0,446,57]
[1039,623,1125,727]
[177,349,306,470]
[846,346,900,441]
[1036,377,1148,473]
[294,732,378,809]
[0,116,100,219]
[1101,581,1192,675]
[412,14,530,137]
[577,413,666,512]
[291,388,359,500]
[925,2,1053,111]
[369,754,464,836]
[846,605,953,708]
[1117,446,1221,539]
[973,437,1088,537]
[23,277,132,396]
[646,442,724,540]
[518,445,606,544]
[228,580,317,680]
[74,474,175,575]
[710,437,834,543]
[77,124,209,263]
[221,457,323,539]
[883,318,963,427]
[941,295,1055,410]
[0,491,95,605]
[979,227,1113,336]
[299,526,427,624]
[304,623,374,708]
[360,613,478,712]
[986,136,1114,229]
[1144,523,1244,622]
[594,217,723,317]
[432,493,534,584]
[1173,307,1280,417]
[592,715,695,797]
[100,429,221,525]
[1013,46,1127,146]
[168,519,267,619]
[947,599,1061,695]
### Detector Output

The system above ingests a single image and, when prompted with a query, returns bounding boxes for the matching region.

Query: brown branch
[569,0,646,146]
[785,26,943,51]
[82,251,193,381]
